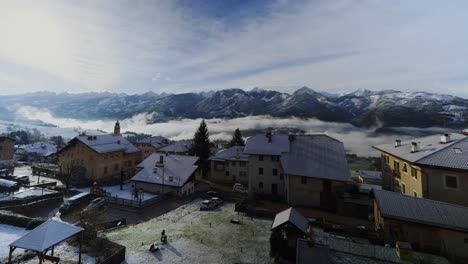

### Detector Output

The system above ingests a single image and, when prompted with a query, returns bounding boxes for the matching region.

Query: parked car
[59,192,91,215]
[200,200,216,211]
[232,183,248,194]
[210,197,223,207]
[205,190,223,199]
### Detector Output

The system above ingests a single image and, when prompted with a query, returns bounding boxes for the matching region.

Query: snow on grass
[23,242,96,264]
[0,224,28,259]
[106,199,273,264]
[75,183,158,201]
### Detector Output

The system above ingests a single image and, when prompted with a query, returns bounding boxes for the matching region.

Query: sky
[2,0,468,97]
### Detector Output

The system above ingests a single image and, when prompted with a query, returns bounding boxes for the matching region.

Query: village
[0,121,467,264]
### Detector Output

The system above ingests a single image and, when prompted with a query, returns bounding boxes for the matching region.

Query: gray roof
[209,146,249,161]
[159,140,192,153]
[76,134,139,154]
[280,135,351,182]
[10,219,83,251]
[374,189,468,232]
[415,137,468,170]
[22,142,57,157]
[244,134,289,155]
[136,136,170,148]
[373,133,466,163]
[271,207,309,233]
[131,153,199,187]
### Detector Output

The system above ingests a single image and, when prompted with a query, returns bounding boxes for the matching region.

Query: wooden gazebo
[8,219,84,264]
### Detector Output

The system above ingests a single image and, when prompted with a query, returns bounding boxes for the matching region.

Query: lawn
[105,199,273,264]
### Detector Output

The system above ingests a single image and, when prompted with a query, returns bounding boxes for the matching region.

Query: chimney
[87,136,92,140]
[114,120,121,135]
[411,142,418,153]
[440,133,451,143]
[168,176,174,181]
[395,140,401,147]
[288,134,295,142]
[266,132,272,143]
[159,155,164,163]
[155,155,164,167]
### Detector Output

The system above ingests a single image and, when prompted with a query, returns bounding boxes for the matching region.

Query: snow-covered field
[75,183,158,201]
[0,224,28,259]
[14,165,63,187]
[106,200,273,264]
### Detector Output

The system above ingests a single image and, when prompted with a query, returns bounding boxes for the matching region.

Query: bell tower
[114,120,121,135]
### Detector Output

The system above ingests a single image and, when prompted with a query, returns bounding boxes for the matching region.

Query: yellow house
[373,133,468,207]
[58,122,141,185]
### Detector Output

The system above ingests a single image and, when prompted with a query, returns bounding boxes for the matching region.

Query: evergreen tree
[189,120,211,161]
[229,128,245,147]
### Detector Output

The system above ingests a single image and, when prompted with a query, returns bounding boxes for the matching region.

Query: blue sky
[2,0,468,97]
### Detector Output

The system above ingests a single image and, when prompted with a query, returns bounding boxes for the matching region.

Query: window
[114,164,119,171]
[402,163,408,173]
[401,183,406,194]
[258,155,264,161]
[301,176,307,184]
[464,238,468,244]
[273,169,278,176]
[411,167,417,178]
[258,168,264,175]
[445,175,459,189]
[259,182,263,189]
[231,161,236,166]
[393,160,400,173]
[280,173,284,180]
[413,190,418,197]
[225,171,229,176]
[104,167,108,174]
[271,156,279,162]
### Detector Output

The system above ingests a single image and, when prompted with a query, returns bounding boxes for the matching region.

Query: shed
[8,219,84,264]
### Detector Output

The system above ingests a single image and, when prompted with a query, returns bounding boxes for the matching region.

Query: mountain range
[1,87,467,128]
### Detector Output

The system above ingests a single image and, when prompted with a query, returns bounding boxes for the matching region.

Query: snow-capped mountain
[1,88,467,128]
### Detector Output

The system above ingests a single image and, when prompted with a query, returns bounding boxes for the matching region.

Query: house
[0,136,15,165]
[131,153,199,196]
[271,207,310,248]
[58,121,140,185]
[16,142,57,162]
[373,133,468,206]
[134,136,170,160]
[209,146,249,185]
[373,189,468,260]
[244,133,350,209]
[158,140,192,155]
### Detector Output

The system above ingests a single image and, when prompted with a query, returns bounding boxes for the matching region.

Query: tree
[189,120,211,161]
[229,128,245,147]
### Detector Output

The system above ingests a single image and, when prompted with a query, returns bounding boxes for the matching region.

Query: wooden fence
[105,195,163,208]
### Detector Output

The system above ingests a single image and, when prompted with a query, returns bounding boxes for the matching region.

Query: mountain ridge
[1,87,467,128]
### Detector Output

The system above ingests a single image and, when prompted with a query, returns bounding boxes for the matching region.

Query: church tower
[114,120,121,135]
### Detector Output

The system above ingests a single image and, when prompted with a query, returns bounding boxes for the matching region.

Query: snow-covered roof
[136,136,170,148]
[209,146,249,161]
[75,134,139,154]
[271,207,308,234]
[415,137,468,170]
[373,133,466,163]
[280,135,351,182]
[243,134,289,155]
[10,219,83,252]
[159,140,192,153]
[0,178,18,188]
[131,153,199,187]
[22,142,57,157]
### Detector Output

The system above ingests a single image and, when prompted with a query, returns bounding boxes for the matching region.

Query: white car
[233,184,248,194]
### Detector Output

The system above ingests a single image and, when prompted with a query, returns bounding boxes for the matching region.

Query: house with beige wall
[244,133,350,209]
[373,133,468,206]
[209,146,249,185]
[373,189,468,261]
[131,153,199,197]
[134,136,170,160]
[58,121,140,185]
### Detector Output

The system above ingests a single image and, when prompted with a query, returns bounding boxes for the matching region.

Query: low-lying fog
[1,106,459,157]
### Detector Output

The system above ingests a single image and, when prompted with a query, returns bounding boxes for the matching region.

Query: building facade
[209,146,249,185]
[244,133,350,208]
[0,136,15,164]
[374,133,468,206]
[58,122,140,185]
[134,136,170,160]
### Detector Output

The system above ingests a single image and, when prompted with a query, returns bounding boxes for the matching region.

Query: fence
[0,192,63,208]
[82,232,126,264]
[105,194,163,208]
